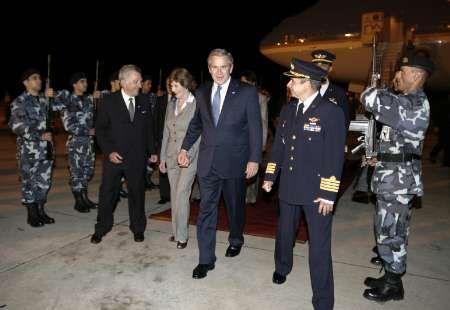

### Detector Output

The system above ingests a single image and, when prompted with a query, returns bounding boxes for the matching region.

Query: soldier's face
[287,78,308,99]
[142,80,152,94]
[316,62,332,74]
[23,74,42,92]
[394,66,416,92]
[208,56,233,85]
[121,71,142,97]
[73,79,88,93]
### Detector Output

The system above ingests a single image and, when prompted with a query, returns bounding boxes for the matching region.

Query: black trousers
[159,171,170,200]
[95,159,146,236]
[275,200,334,310]
[197,166,246,264]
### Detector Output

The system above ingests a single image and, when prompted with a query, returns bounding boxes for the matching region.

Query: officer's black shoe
[37,202,55,224]
[364,273,389,289]
[370,256,383,266]
[81,189,98,209]
[119,188,128,198]
[90,233,103,244]
[134,232,145,242]
[73,191,90,213]
[192,263,215,279]
[24,203,45,227]
[272,272,286,285]
[363,272,404,302]
[225,245,242,257]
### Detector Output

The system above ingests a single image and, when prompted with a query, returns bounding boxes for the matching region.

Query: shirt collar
[121,88,134,103]
[298,91,319,112]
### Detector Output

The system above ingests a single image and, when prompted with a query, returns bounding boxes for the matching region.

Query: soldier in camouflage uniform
[54,72,100,213]
[9,69,58,227]
[360,53,434,302]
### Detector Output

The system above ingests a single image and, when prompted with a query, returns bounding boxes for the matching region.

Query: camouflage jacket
[9,92,55,161]
[55,90,94,136]
[361,87,430,196]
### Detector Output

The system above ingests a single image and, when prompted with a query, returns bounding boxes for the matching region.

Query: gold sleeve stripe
[267,163,276,168]
[320,180,340,187]
[320,176,340,184]
[266,169,276,173]
[320,185,339,192]
[320,184,339,190]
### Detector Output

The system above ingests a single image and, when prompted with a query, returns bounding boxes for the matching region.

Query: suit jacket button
[290,156,294,161]
[292,135,296,140]
[289,166,293,171]
[308,137,312,141]
[291,146,295,150]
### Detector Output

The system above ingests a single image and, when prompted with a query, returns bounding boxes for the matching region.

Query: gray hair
[309,79,322,91]
[119,64,141,81]
[207,48,234,65]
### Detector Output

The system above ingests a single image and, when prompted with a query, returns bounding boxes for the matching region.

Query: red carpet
[151,160,359,240]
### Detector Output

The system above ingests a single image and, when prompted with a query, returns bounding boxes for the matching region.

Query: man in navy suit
[311,49,350,130]
[178,48,262,279]
[263,59,346,310]
[91,65,157,244]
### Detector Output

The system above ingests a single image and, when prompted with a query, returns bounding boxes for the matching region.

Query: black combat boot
[364,272,386,288]
[37,201,55,224]
[363,271,404,302]
[24,203,45,227]
[73,191,90,213]
[81,189,98,209]
[370,245,383,266]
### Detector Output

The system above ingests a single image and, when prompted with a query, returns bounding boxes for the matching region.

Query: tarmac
[0,132,449,310]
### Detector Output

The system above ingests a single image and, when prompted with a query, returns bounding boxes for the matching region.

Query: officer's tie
[128,97,135,122]
[212,85,222,126]
[296,101,304,117]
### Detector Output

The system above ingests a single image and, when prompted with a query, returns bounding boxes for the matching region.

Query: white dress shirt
[211,77,231,113]
[121,89,135,111]
[174,92,195,116]
[319,78,329,97]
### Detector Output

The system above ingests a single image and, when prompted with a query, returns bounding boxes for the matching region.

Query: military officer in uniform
[263,59,346,310]
[311,49,350,130]
[9,69,59,227]
[360,53,434,302]
[54,72,100,213]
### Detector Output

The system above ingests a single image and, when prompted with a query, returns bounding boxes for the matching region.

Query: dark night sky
[1,2,317,98]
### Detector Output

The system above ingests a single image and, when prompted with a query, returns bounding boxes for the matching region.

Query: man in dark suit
[178,48,262,279]
[311,49,350,130]
[91,64,157,244]
[263,59,346,310]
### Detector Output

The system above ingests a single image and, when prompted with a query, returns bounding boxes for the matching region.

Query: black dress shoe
[225,245,242,257]
[192,263,215,279]
[90,233,103,244]
[134,232,144,242]
[177,241,188,249]
[272,272,286,284]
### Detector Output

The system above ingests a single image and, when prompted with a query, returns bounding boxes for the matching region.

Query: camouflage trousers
[19,157,53,204]
[375,193,414,274]
[67,136,95,192]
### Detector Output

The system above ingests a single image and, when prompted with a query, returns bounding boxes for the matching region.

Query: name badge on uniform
[304,117,321,132]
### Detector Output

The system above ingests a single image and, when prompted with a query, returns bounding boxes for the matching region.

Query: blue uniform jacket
[265,94,346,204]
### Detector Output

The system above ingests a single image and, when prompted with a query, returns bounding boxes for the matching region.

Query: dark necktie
[296,102,304,116]
[212,85,222,126]
[128,97,135,121]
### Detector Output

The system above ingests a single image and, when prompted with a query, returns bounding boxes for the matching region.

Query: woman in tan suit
[159,68,200,249]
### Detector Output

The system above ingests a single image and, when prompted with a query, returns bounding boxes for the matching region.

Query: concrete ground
[0,132,449,310]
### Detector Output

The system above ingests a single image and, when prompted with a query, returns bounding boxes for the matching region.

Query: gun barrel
[349,120,369,133]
